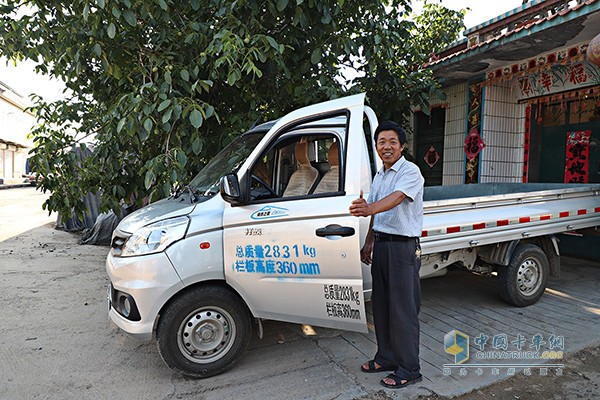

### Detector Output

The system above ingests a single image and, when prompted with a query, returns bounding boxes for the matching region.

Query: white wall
[441,83,468,185]
[480,82,526,183]
[0,88,36,182]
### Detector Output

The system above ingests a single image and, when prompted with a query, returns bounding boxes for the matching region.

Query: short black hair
[374,120,407,145]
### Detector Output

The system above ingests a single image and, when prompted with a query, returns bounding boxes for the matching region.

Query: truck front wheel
[497,244,549,307]
[156,285,252,378]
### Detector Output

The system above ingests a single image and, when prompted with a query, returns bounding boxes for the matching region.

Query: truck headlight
[121,216,189,257]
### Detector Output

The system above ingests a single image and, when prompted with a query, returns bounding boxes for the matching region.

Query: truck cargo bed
[421,183,600,254]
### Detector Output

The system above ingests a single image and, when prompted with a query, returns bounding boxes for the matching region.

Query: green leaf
[123,11,137,27]
[93,43,101,57]
[277,0,289,11]
[162,108,173,124]
[117,118,126,133]
[144,170,155,189]
[97,0,105,9]
[162,182,171,197]
[173,104,182,120]
[191,137,203,155]
[266,36,279,50]
[158,99,171,112]
[227,70,239,86]
[310,47,321,64]
[180,69,189,81]
[143,117,153,132]
[107,23,116,39]
[158,0,168,11]
[189,109,203,128]
[139,129,149,142]
[175,149,187,166]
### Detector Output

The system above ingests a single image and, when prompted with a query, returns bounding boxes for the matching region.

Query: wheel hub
[517,259,540,294]
[196,323,217,341]
[178,307,235,364]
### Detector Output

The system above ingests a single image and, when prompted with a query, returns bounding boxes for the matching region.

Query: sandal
[360,360,395,373]
[381,373,423,389]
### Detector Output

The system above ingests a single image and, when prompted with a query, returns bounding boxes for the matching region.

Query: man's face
[376,130,405,168]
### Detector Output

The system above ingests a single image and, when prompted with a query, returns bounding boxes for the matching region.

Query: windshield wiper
[186,184,199,203]
[171,184,199,203]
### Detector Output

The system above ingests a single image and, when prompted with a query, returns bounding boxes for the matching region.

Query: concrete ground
[1,187,599,399]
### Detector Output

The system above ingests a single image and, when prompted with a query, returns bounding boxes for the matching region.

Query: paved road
[0,187,54,241]
[1,187,599,399]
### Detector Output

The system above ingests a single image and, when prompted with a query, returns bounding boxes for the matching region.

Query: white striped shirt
[368,156,424,237]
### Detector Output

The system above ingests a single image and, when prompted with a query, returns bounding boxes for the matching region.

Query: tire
[498,244,549,307]
[156,285,252,378]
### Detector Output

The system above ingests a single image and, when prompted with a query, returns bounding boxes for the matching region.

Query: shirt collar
[377,156,406,175]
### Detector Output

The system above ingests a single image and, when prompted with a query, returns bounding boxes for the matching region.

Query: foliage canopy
[0,0,463,220]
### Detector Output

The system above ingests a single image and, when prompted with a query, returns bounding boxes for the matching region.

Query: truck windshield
[189,131,266,196]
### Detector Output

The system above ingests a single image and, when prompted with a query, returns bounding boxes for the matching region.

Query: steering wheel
[251,174,278,197]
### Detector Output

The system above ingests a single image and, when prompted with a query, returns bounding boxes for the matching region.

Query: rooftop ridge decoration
[466,0,577,49]
[484,42,589,86]
[464,0,569,37]
[431,0,570,59]
[425,0,598,68]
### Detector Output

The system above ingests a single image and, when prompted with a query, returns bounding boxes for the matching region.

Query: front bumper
[106,251,184,341]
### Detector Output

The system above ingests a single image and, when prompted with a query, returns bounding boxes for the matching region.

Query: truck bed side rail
[420,183,600,255]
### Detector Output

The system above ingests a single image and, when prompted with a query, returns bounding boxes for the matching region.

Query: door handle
[316,224,355,237]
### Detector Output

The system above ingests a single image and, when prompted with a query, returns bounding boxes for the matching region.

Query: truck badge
[250,206,289,220]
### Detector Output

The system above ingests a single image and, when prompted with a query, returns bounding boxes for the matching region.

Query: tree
[0,0,463,221]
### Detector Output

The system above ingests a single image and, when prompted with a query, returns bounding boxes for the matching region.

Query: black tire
[498,244,549,307]
[156,285,252,378]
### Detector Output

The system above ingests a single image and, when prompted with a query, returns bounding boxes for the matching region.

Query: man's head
[374,120,406,169]
[374,120,407,144]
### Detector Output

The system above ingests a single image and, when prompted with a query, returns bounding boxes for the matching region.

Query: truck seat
[283,141,319,197]
[314,142,339,194]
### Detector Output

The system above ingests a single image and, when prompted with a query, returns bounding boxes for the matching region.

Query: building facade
[0,81,36,185]
[415,0,599,188]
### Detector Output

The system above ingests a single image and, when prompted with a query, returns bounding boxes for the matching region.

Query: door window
[248,134,341,202]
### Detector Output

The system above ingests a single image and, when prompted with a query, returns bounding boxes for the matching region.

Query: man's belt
[373,231,416,242]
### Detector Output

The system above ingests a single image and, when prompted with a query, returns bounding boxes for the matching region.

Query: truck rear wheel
[156,285,252,378]
[497,244,549,307]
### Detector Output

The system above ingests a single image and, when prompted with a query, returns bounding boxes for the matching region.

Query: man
[349,120,424,389]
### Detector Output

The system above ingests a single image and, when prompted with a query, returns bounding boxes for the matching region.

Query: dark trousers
[371,239,421,379]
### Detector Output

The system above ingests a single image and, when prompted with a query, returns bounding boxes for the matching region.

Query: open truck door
[222,94,369,333]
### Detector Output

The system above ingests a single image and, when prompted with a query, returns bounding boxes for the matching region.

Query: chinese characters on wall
[564,130,591,183]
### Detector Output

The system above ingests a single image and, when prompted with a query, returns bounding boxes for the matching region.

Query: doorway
[530,96,600,184]
[415,108,445,186]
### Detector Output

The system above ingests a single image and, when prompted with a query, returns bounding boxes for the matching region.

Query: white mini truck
[106,94,600,378]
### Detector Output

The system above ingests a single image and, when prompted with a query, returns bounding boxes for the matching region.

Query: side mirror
[220,174,243,206]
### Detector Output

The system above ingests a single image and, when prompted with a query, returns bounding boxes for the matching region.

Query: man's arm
[349,190,406,217]
[361,216,374,265]
[350,190,407,265]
